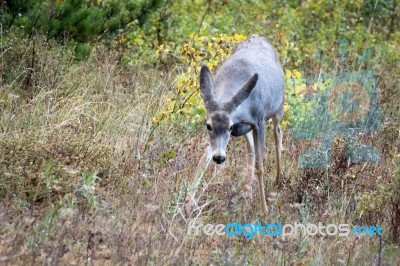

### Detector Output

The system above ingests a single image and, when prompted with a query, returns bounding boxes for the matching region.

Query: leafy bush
[151,34,247,128]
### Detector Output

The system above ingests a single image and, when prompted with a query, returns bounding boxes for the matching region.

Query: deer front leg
[272,116,283,188]
[253,124,268,213]
[244,131,256,199]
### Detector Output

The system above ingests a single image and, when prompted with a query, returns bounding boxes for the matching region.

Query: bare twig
[198,0,212,33]
[1,22,3,89]
[378,235,383,266]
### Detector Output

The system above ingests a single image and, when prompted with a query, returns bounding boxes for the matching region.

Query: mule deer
[197,36,285,213]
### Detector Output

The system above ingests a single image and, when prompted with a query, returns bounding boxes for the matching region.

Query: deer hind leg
[244,131,256,200]
[253,123,268,213]
[272,113,283,188]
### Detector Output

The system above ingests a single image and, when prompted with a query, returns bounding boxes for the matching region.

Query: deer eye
[206,123,212,131]
[229,125,234,131]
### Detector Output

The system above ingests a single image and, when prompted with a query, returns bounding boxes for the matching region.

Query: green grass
[0,34,399,265]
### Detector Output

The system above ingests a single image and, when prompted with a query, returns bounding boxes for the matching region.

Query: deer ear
[223,73,258,113]
[199,66,218,112]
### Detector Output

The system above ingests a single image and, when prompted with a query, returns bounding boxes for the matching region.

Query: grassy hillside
[1,0,399,264]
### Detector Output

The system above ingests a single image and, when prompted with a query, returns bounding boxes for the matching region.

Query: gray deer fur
[197,35,285,213]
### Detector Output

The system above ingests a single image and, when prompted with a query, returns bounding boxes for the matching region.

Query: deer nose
[213,154,226,164]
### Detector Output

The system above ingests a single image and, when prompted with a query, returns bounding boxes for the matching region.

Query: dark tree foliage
[1,0,165,42]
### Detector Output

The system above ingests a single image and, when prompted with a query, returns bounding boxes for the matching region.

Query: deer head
[199,65,258,164]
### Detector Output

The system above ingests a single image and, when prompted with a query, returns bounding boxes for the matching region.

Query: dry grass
[0,35,399,265]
